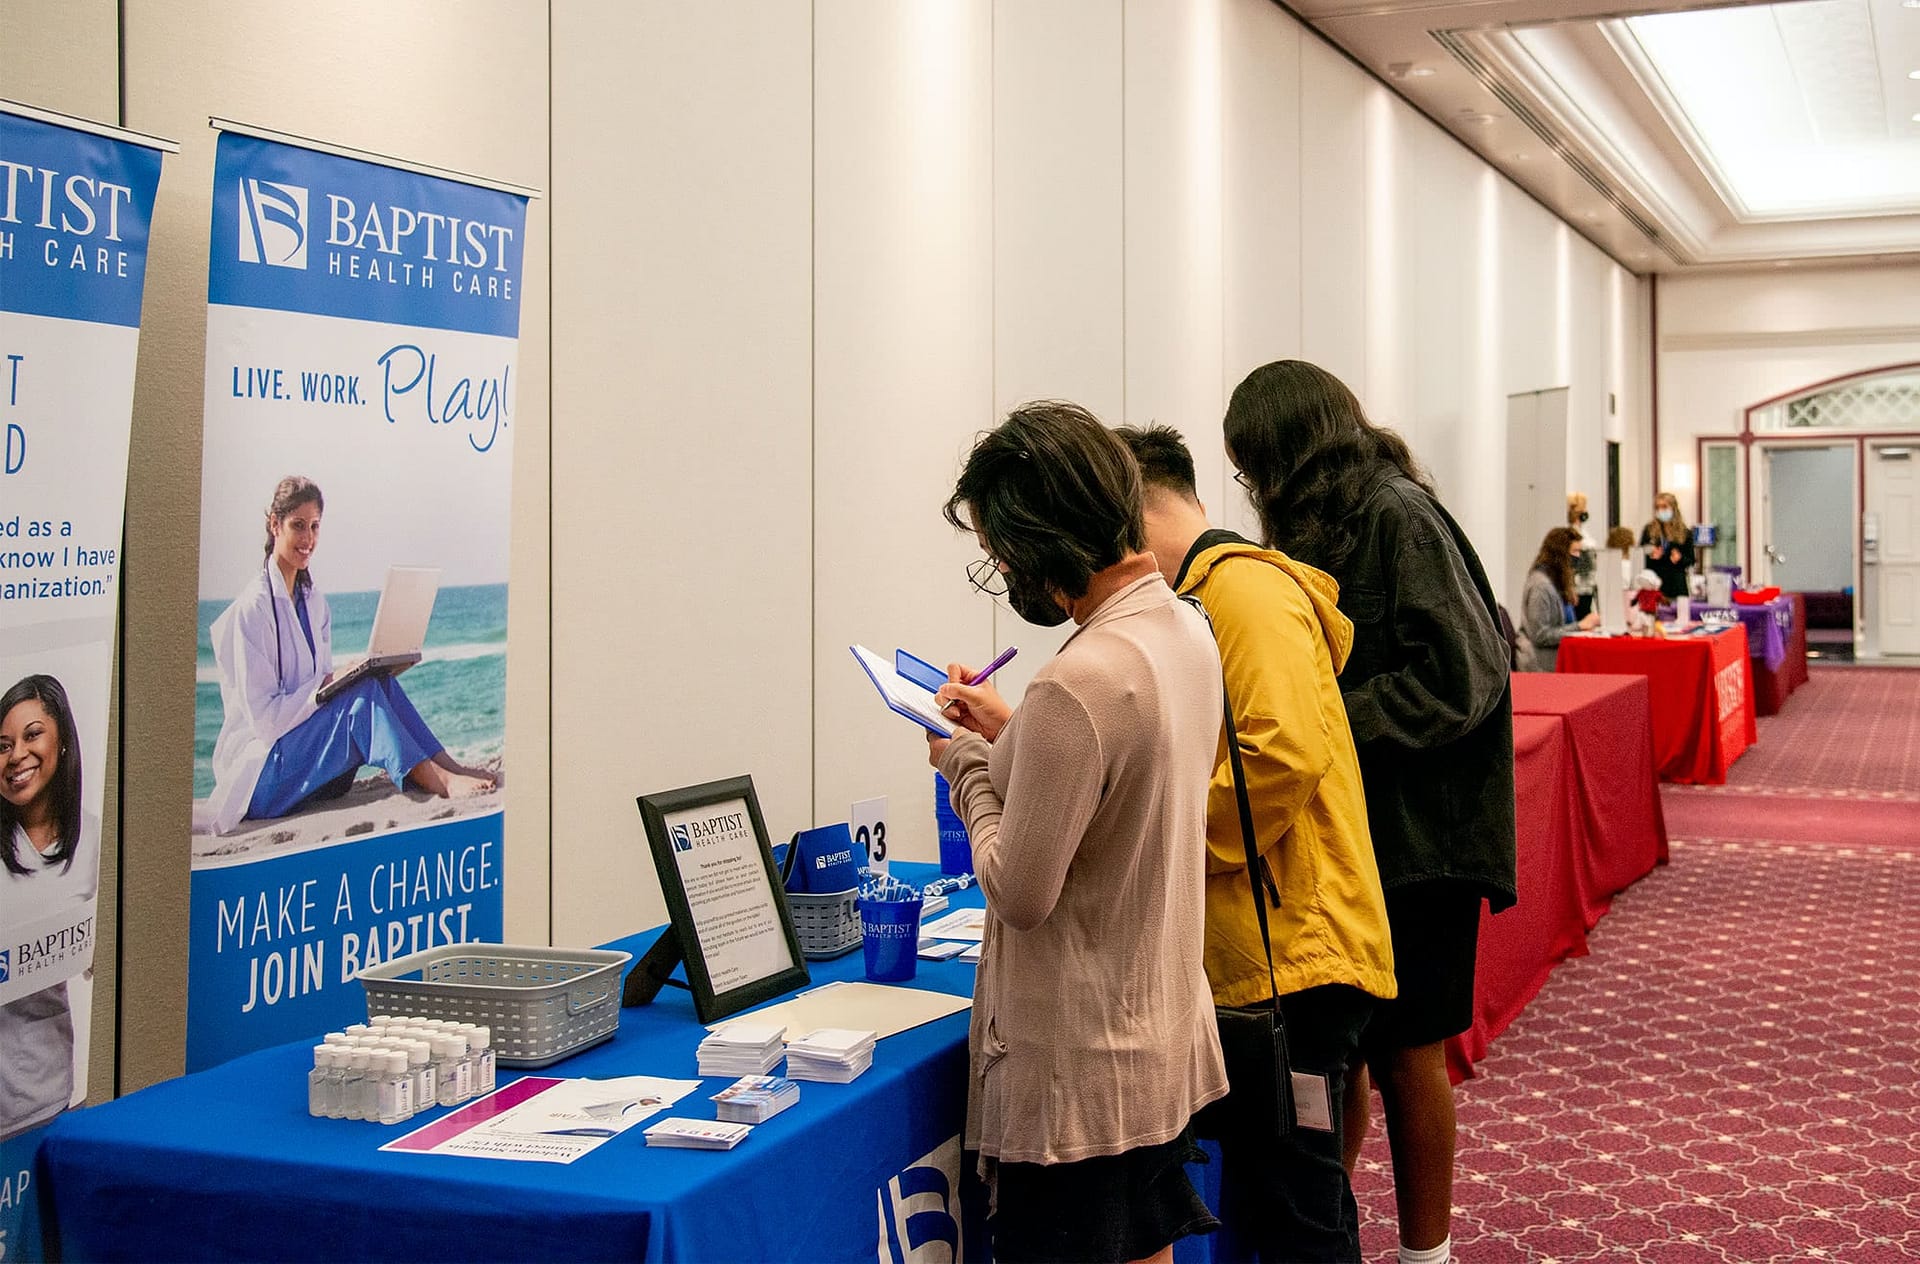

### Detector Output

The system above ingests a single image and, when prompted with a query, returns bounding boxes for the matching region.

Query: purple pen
[966,646,1019,686]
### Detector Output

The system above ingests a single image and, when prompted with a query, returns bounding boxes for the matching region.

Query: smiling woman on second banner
[204,475,493,835]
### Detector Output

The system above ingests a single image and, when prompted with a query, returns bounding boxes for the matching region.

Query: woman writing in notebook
[925,403,1228,1264]
[205,476,492,835]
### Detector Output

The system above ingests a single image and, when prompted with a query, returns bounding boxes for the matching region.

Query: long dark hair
[1532,526,1580,605]
[943,400,1144,602]
[0,675,82,875]
[1223,360,1431,578]
[264,476,324,592]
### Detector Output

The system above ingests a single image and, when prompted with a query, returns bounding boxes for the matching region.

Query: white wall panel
[1123,0,1225,496]
[814,0,994,861]
[1220,0,1301,541]
[1,0,117,120]
[552,1,811,942]
[988,0,1124,705]
[1297,35,1367,400]
[1497,182,1560,399]
[1405,115,1480,534]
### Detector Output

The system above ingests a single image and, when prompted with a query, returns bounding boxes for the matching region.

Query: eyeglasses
[1233,469,1255,493]
[966,556,1008,597]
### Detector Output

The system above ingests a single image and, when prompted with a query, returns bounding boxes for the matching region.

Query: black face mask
[1005,570,1069,627]
[1577,511,1590,523]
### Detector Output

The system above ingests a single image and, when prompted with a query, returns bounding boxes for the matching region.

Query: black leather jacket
[1330,475,1517,910]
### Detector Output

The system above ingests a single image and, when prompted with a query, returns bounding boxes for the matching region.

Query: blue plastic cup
[857,894,923,982]
[934,773,972,876]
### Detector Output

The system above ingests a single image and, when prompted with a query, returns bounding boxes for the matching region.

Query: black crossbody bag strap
[1182,596,1282,1011]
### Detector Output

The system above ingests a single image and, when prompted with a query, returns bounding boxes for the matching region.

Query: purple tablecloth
[1663,598,1790,671]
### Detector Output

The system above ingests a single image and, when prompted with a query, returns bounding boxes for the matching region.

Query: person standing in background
[1223,360,1517,1264]
[1567,492,1598,619]
[1118,423,1396,1263]
[1639,492,1695,600]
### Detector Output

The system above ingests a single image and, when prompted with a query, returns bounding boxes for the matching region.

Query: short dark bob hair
[944,400,1144,602]
[1,674,83,875]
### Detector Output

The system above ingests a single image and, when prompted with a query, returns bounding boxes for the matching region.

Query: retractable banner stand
[186,123,530,1069]
[0,101,168,1264]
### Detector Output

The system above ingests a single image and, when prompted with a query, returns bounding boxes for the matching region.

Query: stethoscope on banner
[264,565,314,694]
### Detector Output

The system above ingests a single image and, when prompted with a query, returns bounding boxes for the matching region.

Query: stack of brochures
[711,1075,800,1124]
[784,1028,877,1083]
[644,1118,753,1151]
[697,1022,787,1077]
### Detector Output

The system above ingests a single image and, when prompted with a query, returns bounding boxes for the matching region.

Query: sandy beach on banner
[190,757,504,868]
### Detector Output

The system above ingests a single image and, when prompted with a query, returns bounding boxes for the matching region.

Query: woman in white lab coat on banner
[0,673,98,1142]
[205,476,492,835]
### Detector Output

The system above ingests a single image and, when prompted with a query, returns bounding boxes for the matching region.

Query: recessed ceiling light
[1514,152,1531,161]
[1907,2,1920,10]
[1408,66,1436,78]
[1909,69,1920,79]
[1912,112,1920,122]
[1459,112,1498,125]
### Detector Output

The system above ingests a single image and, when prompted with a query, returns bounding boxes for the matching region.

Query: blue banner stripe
[0,110,164,327]
[208,132,527,338]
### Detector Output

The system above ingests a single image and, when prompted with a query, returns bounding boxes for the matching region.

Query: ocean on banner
[193,582,506,799]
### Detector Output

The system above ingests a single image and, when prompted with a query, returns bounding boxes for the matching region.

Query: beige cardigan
[938,572,1229,1165]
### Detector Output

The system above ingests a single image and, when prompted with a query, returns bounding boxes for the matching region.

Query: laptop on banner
[315,565,441,705]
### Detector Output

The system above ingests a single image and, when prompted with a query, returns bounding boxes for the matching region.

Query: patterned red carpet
[1684,667,1920,801]
[1352,836,1920,1262]
[1351,664,1920,1260]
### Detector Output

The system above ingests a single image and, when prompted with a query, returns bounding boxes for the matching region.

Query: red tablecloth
[1446,714,1589,1081]
[1510,673,1669,924]
[1753,592,1809,716]
[1555,627,1756,784]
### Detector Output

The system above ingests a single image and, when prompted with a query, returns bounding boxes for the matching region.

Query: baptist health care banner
[0,102,166,1262]
[187,124,528,1069]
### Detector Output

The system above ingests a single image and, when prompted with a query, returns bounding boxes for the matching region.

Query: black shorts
[990,1128,1219,1264]
[1360,880,1484,1056]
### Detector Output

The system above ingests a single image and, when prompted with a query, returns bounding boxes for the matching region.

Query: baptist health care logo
[878,1136,963,1264]
[0,948,9,984]
[238,177,309,269]
[671,823,693,853]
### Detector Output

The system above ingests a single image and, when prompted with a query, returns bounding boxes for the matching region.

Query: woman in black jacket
[1224,360,1517,1264]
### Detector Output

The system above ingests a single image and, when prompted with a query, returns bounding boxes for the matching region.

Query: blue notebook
[850,645,953,736]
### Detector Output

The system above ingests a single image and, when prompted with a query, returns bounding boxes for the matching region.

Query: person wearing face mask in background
[1566,493,1598,619]
[926,401,1228,1264]
[1639,492,1695,600]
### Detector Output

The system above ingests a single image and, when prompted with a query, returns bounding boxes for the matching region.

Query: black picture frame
[625,775,810,1024]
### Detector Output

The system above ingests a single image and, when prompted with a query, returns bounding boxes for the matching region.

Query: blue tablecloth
[40,864,989,1263]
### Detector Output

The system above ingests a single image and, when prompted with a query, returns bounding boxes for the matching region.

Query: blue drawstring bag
[786,823,862,894]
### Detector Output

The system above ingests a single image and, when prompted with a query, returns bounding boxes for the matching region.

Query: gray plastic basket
[356,943,631,1069]
[787,888,862,959]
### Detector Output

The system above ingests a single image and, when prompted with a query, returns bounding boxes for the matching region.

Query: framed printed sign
[625,775,809,1022]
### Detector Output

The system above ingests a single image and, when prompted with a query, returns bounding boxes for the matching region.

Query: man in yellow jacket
[1119,425,1396,1264]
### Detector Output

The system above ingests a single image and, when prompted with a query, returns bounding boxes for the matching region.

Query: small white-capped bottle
[322,1031,352,1046]
[378,1051,414,1124]
[342,1049,371,1121]
[370,1014,397,1027]
[324,1048,350,1119]
[404,1040,435,1110]
[344,1023,373,1038]
[308,1046,333,1118]
[432,1036,465,1106]
[468,1025,496,1093]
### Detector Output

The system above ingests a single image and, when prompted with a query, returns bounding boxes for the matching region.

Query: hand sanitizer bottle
[378,1051,413,1124]
[342,1049,371,1121]
[405,1039,435,1110]
[469,1025,496,1093]
[308,1046,333,1118]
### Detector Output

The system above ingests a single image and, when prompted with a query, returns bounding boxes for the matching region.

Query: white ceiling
[1287,0,1920,274]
